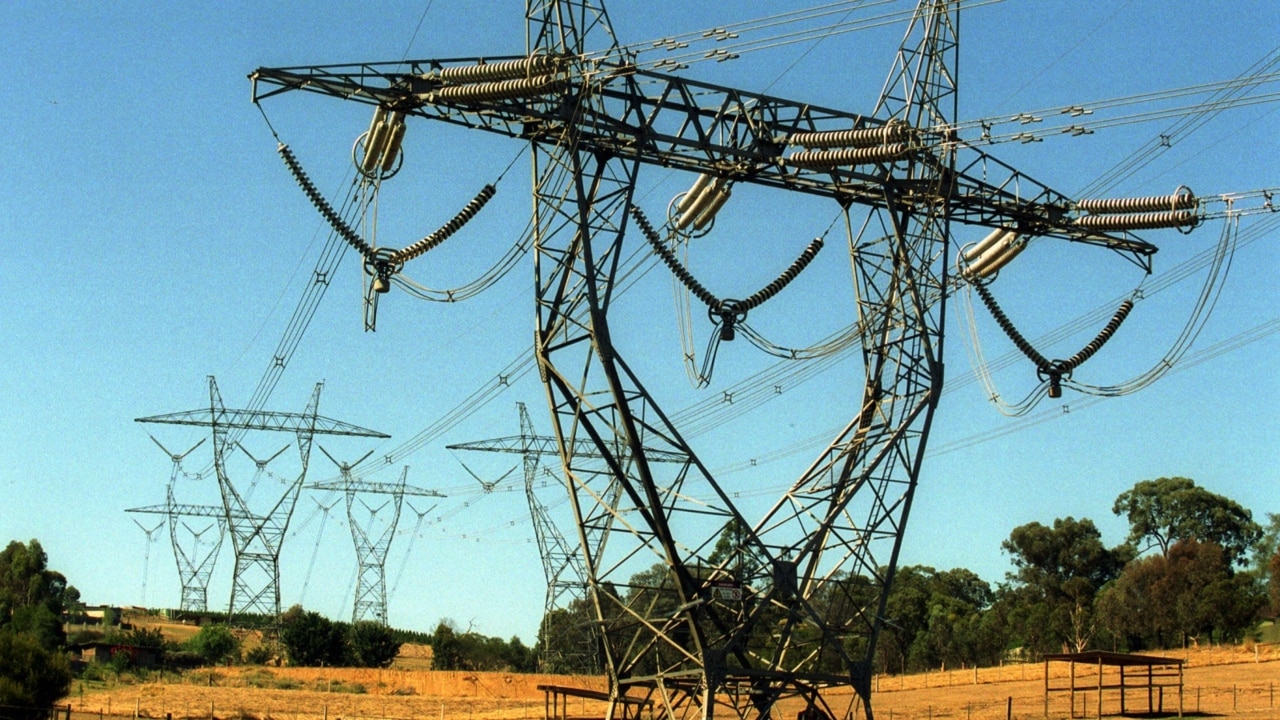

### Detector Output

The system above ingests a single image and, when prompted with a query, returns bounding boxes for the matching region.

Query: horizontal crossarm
[250,57,1156,266]
[136,409,389,438]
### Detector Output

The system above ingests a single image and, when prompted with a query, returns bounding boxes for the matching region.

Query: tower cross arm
[446,434,687,463]
[126,503,264,522]
[306,479,445,497]
[251,58,1155,261]
[136,409,388,438]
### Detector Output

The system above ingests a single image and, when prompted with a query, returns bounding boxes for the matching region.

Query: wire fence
[0,705,71,720]
[66,682,1280,720]
[67,650,1279,720]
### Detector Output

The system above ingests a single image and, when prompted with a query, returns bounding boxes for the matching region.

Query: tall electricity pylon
[128,499,273,613]
[308,452,444,625]
[137,377,388,624]
[448,401,686,671]
[128,435,231,613]
[250,2,1196,717]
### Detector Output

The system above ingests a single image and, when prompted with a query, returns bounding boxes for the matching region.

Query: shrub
[186,625,239,666]
[0,630,73,717]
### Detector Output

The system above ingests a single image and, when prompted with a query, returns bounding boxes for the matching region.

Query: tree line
[1,475,1275,717]
[536,476,1280,675]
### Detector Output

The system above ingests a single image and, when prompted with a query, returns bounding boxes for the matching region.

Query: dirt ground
[69,644,1279,720]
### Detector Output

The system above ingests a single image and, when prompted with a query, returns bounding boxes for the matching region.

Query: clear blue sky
[2,1,1277,644]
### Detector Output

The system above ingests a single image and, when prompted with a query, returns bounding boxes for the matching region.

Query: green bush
[185,625,240,666]
[348,622,401,668]
[0,630,73,718]
[243,644,274,665]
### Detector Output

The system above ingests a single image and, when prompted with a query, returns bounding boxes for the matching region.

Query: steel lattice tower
[137,377,388,623]
[126,436,234,613]
[249,2,1169,717]
[308,453,444,625]
[448,401,686,672]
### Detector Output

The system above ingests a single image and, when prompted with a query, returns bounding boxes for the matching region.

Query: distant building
[67,642,160,669]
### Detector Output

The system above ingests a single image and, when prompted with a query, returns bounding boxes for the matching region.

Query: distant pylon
[136,377,388,624]
[447,401,684,671]
[127,435,231,613]
[133,519,165,607]
[308,453,444,625]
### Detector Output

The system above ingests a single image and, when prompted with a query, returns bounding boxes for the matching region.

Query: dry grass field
[70,617,1279,720]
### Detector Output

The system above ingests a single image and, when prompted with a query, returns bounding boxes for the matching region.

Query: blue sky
[2,1,1277,644]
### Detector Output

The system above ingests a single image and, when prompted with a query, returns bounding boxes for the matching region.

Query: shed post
[1096,656,1103,719]
[1069,658,1077,718]
[1043,658,1049,718]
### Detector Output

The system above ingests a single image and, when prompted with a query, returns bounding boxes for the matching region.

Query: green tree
[875,565,932,673]
[185,624,239,666]
[1268,549,1280,617]
[8,605,65,653]
[1251,512,1280,610]
[0,630,72,718]
[279,607,347,667]
[536,598,602,673]
[1002,517,1130,653]
[348,622,400,668]
[502,636,535,672]
[0,540,77,648]
[1112,477,1262,566]
[874,566,999,674]
[430,621,464,670]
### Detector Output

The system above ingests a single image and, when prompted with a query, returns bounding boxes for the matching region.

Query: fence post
[1005,696,1011,720]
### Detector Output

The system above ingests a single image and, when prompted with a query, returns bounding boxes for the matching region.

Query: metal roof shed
[1042,650,1184,718]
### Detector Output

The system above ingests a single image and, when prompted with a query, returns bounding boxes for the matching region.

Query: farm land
[69,615,1280,720]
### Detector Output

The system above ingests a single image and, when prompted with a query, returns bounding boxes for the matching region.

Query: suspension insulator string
[784,143,909,169]
[1073,209,1198,231]
[279,143,373,258]
[632,205,827,342]
[631,205,719,308]
[787,120,910,149]
[971,281,1053,375]
[435,54,561,84]
[975,280,1137,399]
[739,237,824,312]
[424,77,567,104]
[392,184,498,264]
[1058,300,1135,373]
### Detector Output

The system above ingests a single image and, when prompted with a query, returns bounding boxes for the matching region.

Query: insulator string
[630,205,719,308]
[280,143,373,259]
[392,184,497,264]
[739,237,824,312]
[1058,300,1134,373]
[630,205,826,319]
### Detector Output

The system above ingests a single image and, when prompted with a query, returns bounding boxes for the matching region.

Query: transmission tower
[449,401,686,671]
[128,499,262,613]
[136,376,388,624]
[132,519,165,607]
[126,435,230,613]
[308,451,444,625]
[248,2,1234,717]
